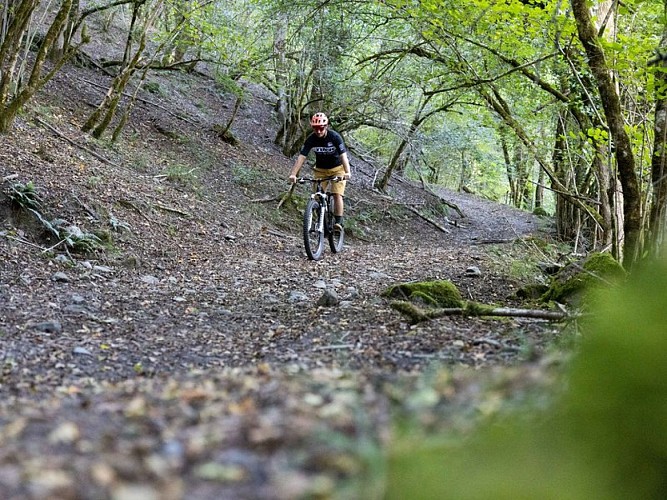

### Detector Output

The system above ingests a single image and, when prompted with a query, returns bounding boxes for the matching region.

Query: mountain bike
[298,176,345,260]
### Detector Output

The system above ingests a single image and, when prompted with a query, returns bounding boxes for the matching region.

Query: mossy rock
[383,280,464,308]
[515,283,550,301]
[541,252,626,306]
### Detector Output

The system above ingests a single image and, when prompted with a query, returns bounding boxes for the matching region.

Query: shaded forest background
[2,1,667,499]
[2,0,667,268]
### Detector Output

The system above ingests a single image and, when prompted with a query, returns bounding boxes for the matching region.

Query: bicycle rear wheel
[328,218,344,253]
[303,199,325,260]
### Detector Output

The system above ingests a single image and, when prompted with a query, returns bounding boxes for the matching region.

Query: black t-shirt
[300,130,347,169]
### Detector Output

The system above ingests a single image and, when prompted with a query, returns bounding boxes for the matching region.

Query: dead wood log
[406,206,450,234]
[413,168,465,218]
[153,203,191,218]
[35,117,118,167]
[252,195,283,203]
[277,184,296,209]
[391,300,572,324]
[79,78,198,125]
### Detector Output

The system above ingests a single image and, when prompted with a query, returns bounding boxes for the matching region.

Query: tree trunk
[552,112,577,240]
[500,129,517,204]
[82,0,163,139]
[649,21,667,257]
[376,95,433,191]
[535,161,545,210]
[571,0,642,268]
[0,0,75,133]
[457,150,467,192]
[480,85,601,230]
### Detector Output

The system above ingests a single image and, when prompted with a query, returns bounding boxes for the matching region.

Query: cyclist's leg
[326,165,347,224]
[333,194,344,216]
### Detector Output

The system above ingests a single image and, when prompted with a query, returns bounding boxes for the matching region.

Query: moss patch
[390,301,431,324]
[541,252,627,306]
[383,280,464,309]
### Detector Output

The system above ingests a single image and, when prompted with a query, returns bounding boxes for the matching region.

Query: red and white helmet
[310,112,329,127]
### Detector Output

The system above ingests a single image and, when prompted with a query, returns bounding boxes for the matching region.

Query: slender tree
[0,0,79,132]
[571,0,642,267]
[648,1,667,257]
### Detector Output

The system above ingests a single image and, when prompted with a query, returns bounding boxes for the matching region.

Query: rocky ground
[0,29,567,499]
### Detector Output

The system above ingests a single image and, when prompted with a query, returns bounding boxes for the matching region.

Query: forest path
[0,46,559,498]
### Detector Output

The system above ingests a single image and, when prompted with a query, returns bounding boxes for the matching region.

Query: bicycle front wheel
[303,199,325,260]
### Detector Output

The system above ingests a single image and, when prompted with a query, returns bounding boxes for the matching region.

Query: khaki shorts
[313,165,346,195]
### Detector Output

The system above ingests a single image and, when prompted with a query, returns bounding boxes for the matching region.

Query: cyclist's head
[310,113,329,134]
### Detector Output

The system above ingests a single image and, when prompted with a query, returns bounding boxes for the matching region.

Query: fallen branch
[406,206,450,234]
[312,344,355,351]
[277,184,296,210]
[34,117,119,167]
[391,300,573,324]
[153,203,192,218]
[472,238,514,245]
[413,168,465,218]
[267,229,297,240]
[118,199,156,224]
[0,232,45,250]
[252,195,282,204]
[79,78,198,125]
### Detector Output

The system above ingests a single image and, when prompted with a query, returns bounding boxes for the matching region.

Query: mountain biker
[289,112,351,230]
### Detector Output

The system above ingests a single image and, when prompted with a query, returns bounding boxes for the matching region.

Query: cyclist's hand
[289,174,297,184]
[342,172,351,181]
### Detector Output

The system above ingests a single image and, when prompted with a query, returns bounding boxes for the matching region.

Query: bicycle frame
[298,176,344,260]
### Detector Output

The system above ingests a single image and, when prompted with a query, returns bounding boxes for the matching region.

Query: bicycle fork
[313,194,326,234]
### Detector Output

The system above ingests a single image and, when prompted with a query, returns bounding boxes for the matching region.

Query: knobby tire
[303,199,325,260]
[328,213,344,253]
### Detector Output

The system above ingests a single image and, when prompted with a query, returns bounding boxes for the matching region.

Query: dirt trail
[0,49,559,498]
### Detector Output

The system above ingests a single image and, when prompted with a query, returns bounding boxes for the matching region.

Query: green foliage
[485,237,564,285]
[165,164,199,185]
[7,181,43,211]
[29,209,104,254]
[231,163,262,187]
[541,252,627,305]
[7,180,104,254]
[144,81,162,95]
[386,259,667,499]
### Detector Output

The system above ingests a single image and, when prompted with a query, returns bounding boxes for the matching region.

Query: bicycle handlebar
[297,176,344,184]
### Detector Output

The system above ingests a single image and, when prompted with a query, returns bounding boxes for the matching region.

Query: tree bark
[648,10,667,257]
[571,0,642,268]
[0,0,75,132]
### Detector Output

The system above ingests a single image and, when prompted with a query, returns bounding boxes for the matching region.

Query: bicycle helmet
[310,113,329,127]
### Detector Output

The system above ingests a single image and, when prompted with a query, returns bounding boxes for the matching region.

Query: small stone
[72,346,93,356]
[317,289,339,307]
[52,272,70,283]
[465,266,482,277]
[32,320,62,333]
[70,293,86,304]
[289,291,309,303]
[141,275,160,285]
[54,254,71,265]
[93,265,114,274]
[48,422,80,444]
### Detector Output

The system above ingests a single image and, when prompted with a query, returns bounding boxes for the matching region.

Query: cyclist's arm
[289,154,307,182]
[340,152,352,180]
